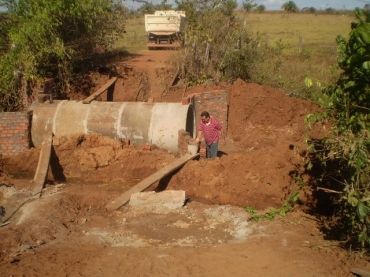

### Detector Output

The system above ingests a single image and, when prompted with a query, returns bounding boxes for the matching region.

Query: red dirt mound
[3,77,325,210]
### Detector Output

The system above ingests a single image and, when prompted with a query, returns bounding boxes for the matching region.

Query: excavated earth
[1,50,369,276]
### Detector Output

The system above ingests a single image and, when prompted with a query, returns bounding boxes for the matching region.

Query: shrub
[0,0,126,111]
[305,8,370,250]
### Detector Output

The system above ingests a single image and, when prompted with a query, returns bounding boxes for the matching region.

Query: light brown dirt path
[112,49,178,102]
[0,183,364,277]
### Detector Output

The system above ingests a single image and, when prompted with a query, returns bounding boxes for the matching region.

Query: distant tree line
[241,0,363,14]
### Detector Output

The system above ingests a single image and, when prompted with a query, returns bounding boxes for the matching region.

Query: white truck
[144,10,186,50]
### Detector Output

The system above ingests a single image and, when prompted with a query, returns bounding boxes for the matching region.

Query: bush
[0,0,126,111]
[305,8,370,250]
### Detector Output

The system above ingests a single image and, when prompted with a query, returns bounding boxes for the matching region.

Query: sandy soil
[1,49,369,276]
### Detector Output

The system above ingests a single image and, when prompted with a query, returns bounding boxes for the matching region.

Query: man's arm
[195,130,203,143]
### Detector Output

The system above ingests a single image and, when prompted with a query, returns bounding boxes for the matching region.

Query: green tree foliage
[325,7,336,14]
[242,0,257,13]
[173,0,280,86]
[255,5,266,13]
[0,14,10,55]
[309,7,316,13]
[305,8,370,249]
[281,1,299,13]
[301,7,316,13]
[0,0,126,111]
[136,0,173,16]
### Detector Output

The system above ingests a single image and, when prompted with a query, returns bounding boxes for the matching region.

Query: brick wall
[178,90,229,156]
[192,90,229,135]
[0,111,31,157]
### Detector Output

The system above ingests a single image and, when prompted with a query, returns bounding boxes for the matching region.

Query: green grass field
[116,17,147,52]
[118,12,354,53]
[241,12,353,53]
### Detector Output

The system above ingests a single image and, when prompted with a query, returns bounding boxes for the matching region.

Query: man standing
[195,111,225,158]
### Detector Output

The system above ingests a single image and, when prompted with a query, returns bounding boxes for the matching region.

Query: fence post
[205,43,210,65]
[298,36,302,52]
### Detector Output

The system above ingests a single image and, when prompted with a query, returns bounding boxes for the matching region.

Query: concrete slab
[130,190,186,209]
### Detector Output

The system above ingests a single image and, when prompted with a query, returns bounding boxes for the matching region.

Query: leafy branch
[305,8,370,250]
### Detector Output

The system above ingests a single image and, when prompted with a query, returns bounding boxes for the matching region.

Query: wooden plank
[351,268,370,277]
[106,153,199,211]
[32,132,53,197]
[82,77,117,104]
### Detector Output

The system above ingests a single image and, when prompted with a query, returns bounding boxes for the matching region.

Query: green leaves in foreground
[305,8,370,250]
[245,192,299,221]
[0,0,126,111]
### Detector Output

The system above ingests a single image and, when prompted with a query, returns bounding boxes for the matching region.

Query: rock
[36,240,46,245]
[130,190,186,210]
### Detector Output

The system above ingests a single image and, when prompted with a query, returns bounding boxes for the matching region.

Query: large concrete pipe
[31,101,195,153]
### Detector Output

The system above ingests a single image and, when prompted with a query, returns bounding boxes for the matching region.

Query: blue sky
[0,0,362,12]
[257,0,364,10]
[123,0,365,11]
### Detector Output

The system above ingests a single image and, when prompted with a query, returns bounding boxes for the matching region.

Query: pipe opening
[185,103,195,138]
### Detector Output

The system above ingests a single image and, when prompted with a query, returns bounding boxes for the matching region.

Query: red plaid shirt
[198,117,222,145]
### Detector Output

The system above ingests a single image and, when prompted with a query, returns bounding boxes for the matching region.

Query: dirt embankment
[2,77,325,210]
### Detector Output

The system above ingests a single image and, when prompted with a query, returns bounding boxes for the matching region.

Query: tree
[0,14,10,56]
[309,7,316,13]
[325,7,335,14]
[281,1,299,13]
[220,0,238,16]
[173,0,261,84]
[255,5,265,13]
[0,0,126,111]
[242,0,257,13]
[305,8,370,249]
[301,7,316,13]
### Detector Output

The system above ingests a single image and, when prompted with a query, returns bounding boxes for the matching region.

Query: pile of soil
[0,50,368,276]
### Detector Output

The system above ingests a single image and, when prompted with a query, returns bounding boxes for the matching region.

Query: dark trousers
[206,142,218,158]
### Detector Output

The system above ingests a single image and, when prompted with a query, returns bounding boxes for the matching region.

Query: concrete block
[129,190,186,209]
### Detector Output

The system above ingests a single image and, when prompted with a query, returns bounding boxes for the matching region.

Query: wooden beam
[351,268,370,277]
[106,153,199,211]
[32,132,53,197]
[82,77,117,104]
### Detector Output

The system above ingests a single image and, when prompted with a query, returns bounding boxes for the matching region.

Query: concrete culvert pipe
[31,101,195,153]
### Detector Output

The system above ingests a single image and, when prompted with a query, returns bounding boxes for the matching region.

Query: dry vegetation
[117,12,354,99]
